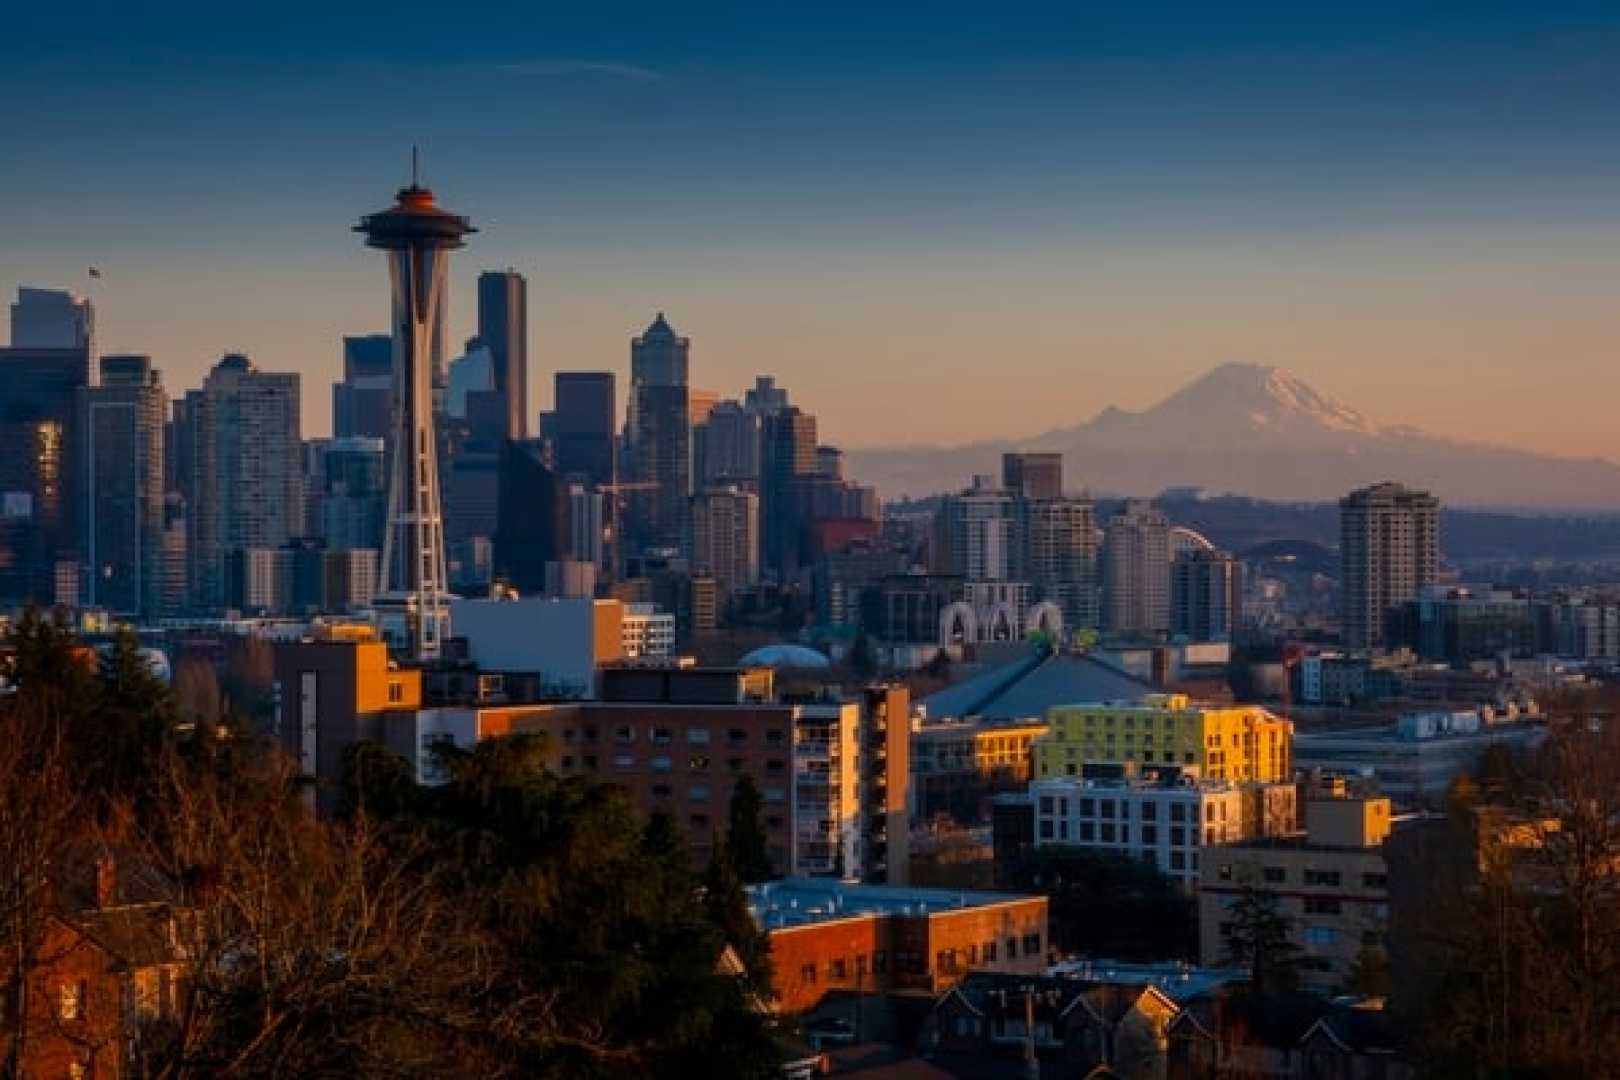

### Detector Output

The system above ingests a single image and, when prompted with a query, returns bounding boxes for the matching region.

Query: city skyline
[9,3,1620,455]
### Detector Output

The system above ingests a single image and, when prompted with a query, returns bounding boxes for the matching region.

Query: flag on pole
[87,267,102,279]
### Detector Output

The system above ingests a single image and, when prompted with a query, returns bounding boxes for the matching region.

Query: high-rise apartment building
[624,314,691,554]
[1340,482,1440,650]
[187,354,303,612]
[1002,452,1063,501]
[332,335,392,440]
[934,478,1017,581]
[552,372,616,487]
[1171,548,1244,642]
[476,270,528,440]
[1022,497,1099,630]
[760,406,818,580]
[78,355,165,617]
[690,486,760,602]
[1103,499,1171,640]
[694,400,761,489]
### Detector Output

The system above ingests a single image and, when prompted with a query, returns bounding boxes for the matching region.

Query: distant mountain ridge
[848,362,1620,509]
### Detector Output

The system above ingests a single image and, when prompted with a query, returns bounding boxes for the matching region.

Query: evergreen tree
[704,840,774,993]
[726,774,774,884]
[1219,874,1304,996]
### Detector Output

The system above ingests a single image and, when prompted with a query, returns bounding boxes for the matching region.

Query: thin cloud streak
[496,59,661,83]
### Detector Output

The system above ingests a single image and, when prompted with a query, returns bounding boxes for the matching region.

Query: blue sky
[6,2,1620,452]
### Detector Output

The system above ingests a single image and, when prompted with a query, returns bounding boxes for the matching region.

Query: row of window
[1037,819,1223,852]
[562,725,789,746]
[1215,864,1387,890]
[1037,795,1226,823]
[796,933,1045,985]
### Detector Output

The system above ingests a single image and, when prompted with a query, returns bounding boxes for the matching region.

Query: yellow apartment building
[1035,694,1292,783]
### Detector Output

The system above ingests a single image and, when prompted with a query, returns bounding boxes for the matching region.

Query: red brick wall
[766,897,1049,1014]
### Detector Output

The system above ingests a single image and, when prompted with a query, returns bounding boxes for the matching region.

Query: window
[1170,826,1185,846]
[1303,926,1341,947]
[984,941,997,962]
[1140,801,1157,821]
[1079,797,1095,816]
[561,755,574,769]
[1304,898,1342,915]
[387,681,403,704]
[651,726,673,744]
[800,963,817,985]
[728,757,745,772]
[1022,933,1041,956]
[1170,803,1187,822]
[1217,862,1232,881]
[764,786,786,802]
[1100,800,1116,820]
[690,813,709,829]
[953,1016,981,1037]
[1006,937,1018,959]
[830,958,848,979]
[766,758,786,774]
[613,754,634,769]
[1304,869,1342,887]
[613,725,635,743]
[689,785,710,801]
[1204,827,1215,846]
[652,784,672,798]
[689,755,711,770]
[1079,822,1095,842]
[728,729,748,744]
[582,726,599,743]
[687,728,711,744]
[1039,820,1054,840]
[1206,804,1216,822]
[1039,796,1054,814]
[765,729,786,746]
[1170,851,1185,871]
[59,981,83,1021]
[1142,825,1158,844]
[582,755,598,770]
[1120,825,1130,844]
[650,755,672,772]
[766,815,785,829]
[1263,866,1287,884]
[1363,872,1389,889]
[1100,823,1115,843]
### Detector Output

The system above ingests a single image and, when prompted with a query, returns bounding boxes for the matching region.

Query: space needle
[354,157,475,661]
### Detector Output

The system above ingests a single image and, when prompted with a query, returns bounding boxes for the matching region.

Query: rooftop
[1044,959,1245,1003]
[747,877,1036,931]
[921,651,1149,724]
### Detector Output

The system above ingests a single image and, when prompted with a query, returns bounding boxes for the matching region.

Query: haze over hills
[850,363,1620,509]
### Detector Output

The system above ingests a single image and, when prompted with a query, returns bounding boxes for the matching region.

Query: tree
[704,842,773,994]
[1219,872,1304,997]
[726,775,774,884]
[1006,846,1196,961]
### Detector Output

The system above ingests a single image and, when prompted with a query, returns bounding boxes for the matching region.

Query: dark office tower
[1171,547,1244,642]
[11,287,95,352]
[631,312,689,387]
[1003,452,1063,501]
[1341,481,1440,650]
[188,354,302,613]
[553,371,616,486]
[320,437,387,551]
[78,355,165,617]
[744,375,788,417]
[625,314,692,553]
[0,340,91,607]
[693,399,760,488]
[493,439,569,595]
[333,334,393,440]
[477,270,528,440]
[760,407,818,581]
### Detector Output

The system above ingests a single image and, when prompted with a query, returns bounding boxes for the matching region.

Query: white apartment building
[1030,775,1252,887]
[622,603,675,659]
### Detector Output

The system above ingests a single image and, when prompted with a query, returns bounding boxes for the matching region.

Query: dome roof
[738,644,831,669]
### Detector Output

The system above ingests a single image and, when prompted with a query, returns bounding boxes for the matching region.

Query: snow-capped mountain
[848,363,1620,508]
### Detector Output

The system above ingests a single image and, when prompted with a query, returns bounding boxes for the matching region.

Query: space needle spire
[354,159,475,661]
